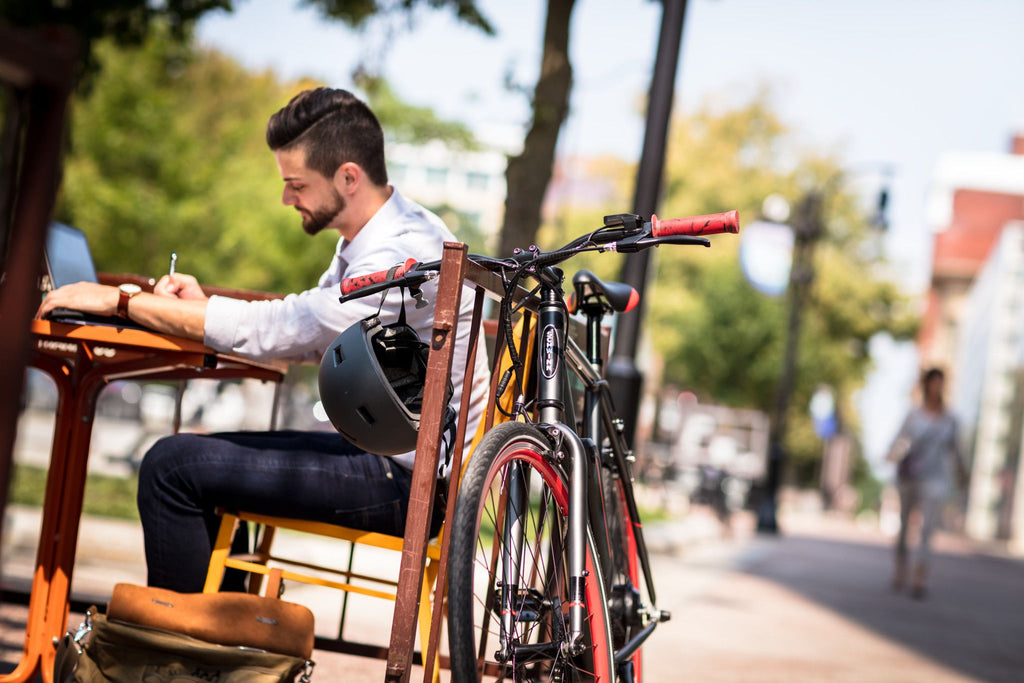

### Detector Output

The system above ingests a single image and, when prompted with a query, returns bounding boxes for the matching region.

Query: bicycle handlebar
[650,210,739,237]
[340,257,419,296]
[337,209,740,300]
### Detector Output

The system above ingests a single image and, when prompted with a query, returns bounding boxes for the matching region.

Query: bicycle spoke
[449,423,613,682]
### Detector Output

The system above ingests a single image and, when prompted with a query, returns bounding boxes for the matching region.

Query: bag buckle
[299,660,315,683]
[72,608,94,644]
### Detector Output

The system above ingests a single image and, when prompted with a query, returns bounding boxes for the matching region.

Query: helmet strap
[371,262,410,327]
[396,287,409,327]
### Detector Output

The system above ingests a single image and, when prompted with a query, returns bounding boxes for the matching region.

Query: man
[38,87,490,592]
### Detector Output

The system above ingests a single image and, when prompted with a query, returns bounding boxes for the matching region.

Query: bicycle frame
[501,267,661,664]
[336,208,740,677]
[565,308,658,607]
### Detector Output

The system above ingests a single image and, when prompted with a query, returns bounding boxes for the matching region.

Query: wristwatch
[117,283,142,318]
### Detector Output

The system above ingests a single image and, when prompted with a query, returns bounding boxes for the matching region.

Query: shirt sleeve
[202,223,444,363]
[202,285,396,364]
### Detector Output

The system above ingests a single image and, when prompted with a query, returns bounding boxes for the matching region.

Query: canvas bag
[55,583,315,682]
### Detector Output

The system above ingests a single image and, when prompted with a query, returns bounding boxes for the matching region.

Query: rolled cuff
[202,295,246,353]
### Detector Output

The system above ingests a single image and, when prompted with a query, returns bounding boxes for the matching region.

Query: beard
[300,189,345,235]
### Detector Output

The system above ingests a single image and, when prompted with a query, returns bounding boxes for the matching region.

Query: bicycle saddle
[570,270,639,314]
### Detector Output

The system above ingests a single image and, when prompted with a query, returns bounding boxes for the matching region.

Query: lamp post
[756,190,825,533]
[608,0,688,446]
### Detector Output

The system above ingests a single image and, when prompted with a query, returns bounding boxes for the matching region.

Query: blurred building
[386,126,516,244]
[924,133,1024,552]
[953,224,1024,551]
[920,134,1024,366]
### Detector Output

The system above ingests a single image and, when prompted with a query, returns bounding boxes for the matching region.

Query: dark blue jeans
[137,430,439,593]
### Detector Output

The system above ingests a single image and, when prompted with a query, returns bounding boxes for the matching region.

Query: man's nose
[282,187,296,206]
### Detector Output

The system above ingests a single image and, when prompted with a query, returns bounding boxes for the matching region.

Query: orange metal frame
[6,242,538,683]
[1,319,284,683]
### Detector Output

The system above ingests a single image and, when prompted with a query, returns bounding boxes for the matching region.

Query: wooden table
[1,319,285,683]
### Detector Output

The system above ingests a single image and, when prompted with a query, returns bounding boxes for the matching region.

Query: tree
[56,30,323,292]
[1,0,493,255]
[56,28,485,293]
[0,0,492,84]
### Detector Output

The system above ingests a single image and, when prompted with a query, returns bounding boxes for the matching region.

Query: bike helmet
[318,316,452,456]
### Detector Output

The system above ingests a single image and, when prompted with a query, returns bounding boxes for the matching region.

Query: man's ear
[333,162,362,195]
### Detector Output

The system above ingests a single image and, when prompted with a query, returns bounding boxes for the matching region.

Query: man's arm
[36,281,208,341]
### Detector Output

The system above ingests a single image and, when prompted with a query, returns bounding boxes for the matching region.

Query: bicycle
[337,209,740,682]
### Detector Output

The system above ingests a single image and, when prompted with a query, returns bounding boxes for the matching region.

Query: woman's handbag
[54,583,315,682]
[887,435,921,480]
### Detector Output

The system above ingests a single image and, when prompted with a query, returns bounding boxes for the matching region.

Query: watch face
[119,283,142,294]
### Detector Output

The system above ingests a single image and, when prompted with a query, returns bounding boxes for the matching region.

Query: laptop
[42,222,152,331]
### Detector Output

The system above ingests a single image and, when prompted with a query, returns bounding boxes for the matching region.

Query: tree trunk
[498,0,576,257]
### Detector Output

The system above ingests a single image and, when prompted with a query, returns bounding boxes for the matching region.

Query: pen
[169,252,177,278]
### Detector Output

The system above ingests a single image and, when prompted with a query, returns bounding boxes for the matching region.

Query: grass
[9,464,140,520]
[7,464,672,529]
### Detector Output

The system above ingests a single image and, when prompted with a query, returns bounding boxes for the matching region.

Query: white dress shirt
[203,188,490,471]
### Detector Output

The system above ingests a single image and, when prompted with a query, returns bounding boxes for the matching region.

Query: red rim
[473,441,613,682]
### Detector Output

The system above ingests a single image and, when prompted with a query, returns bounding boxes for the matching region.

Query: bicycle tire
[601,469,644,680]
[448,421,615,682]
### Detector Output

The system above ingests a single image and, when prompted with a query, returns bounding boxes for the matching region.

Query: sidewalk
[643,511,1023,682]
[2,505,1022,681]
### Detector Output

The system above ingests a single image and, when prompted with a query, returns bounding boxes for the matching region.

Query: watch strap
[117,289,136,318]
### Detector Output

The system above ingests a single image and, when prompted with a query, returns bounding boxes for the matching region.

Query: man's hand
[36,282,119,319]
[154,273,206,300]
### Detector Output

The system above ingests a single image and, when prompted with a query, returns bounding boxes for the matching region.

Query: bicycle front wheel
[602,470,644,680]
[448,421,614,682]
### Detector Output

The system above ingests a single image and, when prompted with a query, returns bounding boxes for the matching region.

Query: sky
[197,0,1024,466]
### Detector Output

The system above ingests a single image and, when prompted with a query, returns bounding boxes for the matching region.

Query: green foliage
[303,0,493,34]
[0,0,230,85]
[56,29,336,293]
[656,95,917,483]
[11,464,139,519]
[1,0,491,87]
[54,27,489,294]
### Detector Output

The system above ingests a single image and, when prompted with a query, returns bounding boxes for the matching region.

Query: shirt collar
[339,186,407,266]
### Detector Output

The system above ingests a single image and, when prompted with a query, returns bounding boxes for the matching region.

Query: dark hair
[921,367,944,387]
[266,87,388,186]
[920,367,945,407]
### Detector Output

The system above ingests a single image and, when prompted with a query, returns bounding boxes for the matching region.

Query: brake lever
[600,232,710,253]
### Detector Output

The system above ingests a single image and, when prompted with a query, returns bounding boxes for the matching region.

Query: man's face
[274,147,345,235]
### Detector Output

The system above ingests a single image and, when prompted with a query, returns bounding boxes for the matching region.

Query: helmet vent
[333,345,345,366]
[356,406,376,425]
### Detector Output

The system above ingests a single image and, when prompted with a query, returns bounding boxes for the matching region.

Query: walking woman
[887,367,967,599]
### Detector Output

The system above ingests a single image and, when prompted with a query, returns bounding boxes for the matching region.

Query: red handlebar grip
[340,258,417,295]
[651,210,740,237]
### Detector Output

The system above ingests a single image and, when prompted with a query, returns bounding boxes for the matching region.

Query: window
[466,172,489,191]
[389,163,407,182]
[426,167,448,185]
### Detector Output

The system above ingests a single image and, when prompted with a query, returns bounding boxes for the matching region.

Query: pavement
[2,501,1022,681]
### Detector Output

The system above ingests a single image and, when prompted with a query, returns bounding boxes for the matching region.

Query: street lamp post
[756,190,825,533]
[608,0,688,446]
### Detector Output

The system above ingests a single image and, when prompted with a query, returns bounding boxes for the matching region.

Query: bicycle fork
[537,284,590,658]
[498,427,588,661]
[498,281,591,662]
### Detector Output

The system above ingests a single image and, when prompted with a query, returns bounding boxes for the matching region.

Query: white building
[387,127,517,245]
[953,222,1024,552]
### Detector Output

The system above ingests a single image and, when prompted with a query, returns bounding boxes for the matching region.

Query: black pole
[756,191,824,533]
[608,0,688,446]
